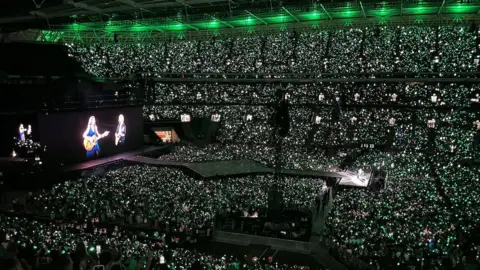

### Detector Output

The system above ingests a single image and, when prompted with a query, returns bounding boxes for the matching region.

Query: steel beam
[206,14,234,28]
[67,0,104,13]
[360,1,366,19]
[174,0,192,8]
[281,7,300,22]
[245,10,268,25]
[116,0,155,14]
[30,11,48,18]
[401,0,403,16]
[320,4,332,20]
[28,0,229,21]
[438,0,445,15]
[166,18,199,31]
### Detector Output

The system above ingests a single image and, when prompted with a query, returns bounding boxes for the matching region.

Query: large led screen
[38,107,143,164]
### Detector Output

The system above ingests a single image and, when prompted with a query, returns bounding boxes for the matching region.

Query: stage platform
[63,146,163,172]
[124,156,370,187]
[336,170,371,187]
[47,147,369,188]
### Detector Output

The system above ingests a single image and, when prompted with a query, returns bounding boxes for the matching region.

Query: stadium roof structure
[1,0,480,43]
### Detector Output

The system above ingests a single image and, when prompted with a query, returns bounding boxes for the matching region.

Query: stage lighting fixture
[181,113,191,123]
[357,55,364,64]
[314,116,321,124]
[431,51,440,64]
[289,58,295,66]
[450,145,456,153]
[350,116,357,124]
[472,94,479,103]
[473,53,480,65]
[211,113,221,122]
[389,118,395,126]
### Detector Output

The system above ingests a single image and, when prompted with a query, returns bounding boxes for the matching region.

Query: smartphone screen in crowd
[96,245,101,255]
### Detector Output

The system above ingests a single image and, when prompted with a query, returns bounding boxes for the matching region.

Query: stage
[62,146,163,172]
[336,170,372,187]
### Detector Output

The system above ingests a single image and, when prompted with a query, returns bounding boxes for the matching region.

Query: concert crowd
[2,25,480,270]
[0,212,315,270]
[69,26,477,76]
[1,166,322,269]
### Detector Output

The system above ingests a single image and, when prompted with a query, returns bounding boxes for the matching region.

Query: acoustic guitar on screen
[84,131,110,151]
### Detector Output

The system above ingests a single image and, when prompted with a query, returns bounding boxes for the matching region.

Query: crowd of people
[69,26,478,76]
[28,165,322,231]
[0,212,315,270]
[2,165,323,269]
[3,25,480,269]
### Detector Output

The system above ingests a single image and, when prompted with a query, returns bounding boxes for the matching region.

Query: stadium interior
[1,0,480,269]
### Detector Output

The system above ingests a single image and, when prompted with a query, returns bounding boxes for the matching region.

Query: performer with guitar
[115,114,126,146]
[83,116,110,158]
[19,124,26,141]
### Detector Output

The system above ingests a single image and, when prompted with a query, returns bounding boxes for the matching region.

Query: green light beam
[360,1,366,18]
[281,7,300,22]
[245,10,267,25]
[206,14,235,28]
[320,4,332,20]
[438,0,445,15]
[166,18,198,31]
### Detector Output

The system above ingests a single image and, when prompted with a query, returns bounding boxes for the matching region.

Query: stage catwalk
[63,146,162,172]
[336,170,371,187]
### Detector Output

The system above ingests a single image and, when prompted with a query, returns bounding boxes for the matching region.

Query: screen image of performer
[115,114,126,146]
[26,125,32,140]
[83,116,110,158]
[19,124,26,141]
